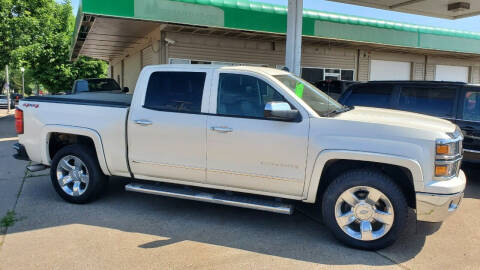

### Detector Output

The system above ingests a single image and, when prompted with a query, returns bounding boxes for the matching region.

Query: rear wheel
[322,169,408,250]
[50,144,108,203]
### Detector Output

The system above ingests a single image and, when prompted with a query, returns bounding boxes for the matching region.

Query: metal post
[5,65,10,113]
[285,0,303,76]
[21,67,25,96]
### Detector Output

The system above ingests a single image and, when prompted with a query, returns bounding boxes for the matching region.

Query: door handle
[210,126,233,133]
[134,119,152,126]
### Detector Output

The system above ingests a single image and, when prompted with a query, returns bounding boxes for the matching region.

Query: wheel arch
[304,150,423,204]
[41,125,111,176]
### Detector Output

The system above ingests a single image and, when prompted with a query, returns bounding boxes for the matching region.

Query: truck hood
[334,106,456,134]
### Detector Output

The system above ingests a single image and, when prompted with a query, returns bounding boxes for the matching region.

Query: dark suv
[339,81,480,162]
[314,80,357,100]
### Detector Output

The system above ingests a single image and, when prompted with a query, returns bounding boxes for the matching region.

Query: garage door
[370,60,411,81]
[435,65,469,83]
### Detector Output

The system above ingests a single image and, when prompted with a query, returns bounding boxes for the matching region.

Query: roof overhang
[328,0,480,19]
[70,0,480,61]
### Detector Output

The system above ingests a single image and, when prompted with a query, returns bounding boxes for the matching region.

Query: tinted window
[315,81,342,94]
[462,90,480,121]
[398,87,456,117]
[301,68,324,84]
[342,84,394,108]
[341,70,354,80]
[217,74,287,118]
[144,72,206,113]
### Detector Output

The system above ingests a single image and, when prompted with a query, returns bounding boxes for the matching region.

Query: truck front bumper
[416,192,464,222]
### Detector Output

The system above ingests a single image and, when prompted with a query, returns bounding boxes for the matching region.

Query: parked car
[0,95,15,109]
[11,93,24,103]
[72,78,128,94]
[339,81,479,162]
[13,65,465,250]
[314,80,358,100]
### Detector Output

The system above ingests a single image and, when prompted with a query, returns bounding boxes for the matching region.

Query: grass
[0,211,17,229]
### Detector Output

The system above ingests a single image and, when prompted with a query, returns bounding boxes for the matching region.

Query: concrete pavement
[0,109,479,269]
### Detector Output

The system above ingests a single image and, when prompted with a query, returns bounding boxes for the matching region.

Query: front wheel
[50,144,108,204]
[322,169,408,250]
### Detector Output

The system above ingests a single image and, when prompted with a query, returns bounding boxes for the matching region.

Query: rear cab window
[144,71,207,113]
[340,84,395,109]
[398,86,457,118]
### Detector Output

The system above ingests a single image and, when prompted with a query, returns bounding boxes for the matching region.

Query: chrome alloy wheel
[56,155,89,197]
[335,186,394,241]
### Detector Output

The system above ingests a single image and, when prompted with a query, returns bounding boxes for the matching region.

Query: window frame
[142,70,212,115]
[209,70,306,122]
[301,66,356,83]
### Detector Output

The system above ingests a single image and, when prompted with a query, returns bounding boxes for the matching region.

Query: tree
[0,0,108,94]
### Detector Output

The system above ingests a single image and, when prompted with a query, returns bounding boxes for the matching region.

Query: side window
[144,71,206,113]
[217,73,287,118]
[462,90,480,121]
[398,86,456,118]
[342,84,394,108]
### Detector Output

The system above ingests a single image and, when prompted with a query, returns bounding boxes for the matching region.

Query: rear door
[396,85,458,119]
[456,86,480,161]
[128,68,212,183]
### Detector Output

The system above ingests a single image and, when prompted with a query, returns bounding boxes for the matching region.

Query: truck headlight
[435,160,461,178]
[435,131,463,179]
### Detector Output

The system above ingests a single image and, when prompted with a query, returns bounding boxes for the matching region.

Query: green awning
[72,0,480,59]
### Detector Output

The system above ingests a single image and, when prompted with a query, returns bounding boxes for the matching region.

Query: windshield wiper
[321,106,354,117]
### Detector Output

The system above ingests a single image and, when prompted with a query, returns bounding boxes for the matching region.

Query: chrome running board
[27,164,48,172]
[125,183,294,215]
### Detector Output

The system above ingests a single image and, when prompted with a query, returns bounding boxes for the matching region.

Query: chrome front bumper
[416,192,464,222]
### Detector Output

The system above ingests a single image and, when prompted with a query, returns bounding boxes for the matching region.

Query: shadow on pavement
[7,175,429,267]
[461,163,480,199]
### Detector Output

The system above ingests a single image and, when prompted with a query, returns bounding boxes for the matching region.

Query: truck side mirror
[123,87,130,93]
[264,102,299,122]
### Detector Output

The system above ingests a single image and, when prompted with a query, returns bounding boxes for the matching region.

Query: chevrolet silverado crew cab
[13,65,466,250]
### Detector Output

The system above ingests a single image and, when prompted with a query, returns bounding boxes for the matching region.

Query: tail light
[15,108,24,134]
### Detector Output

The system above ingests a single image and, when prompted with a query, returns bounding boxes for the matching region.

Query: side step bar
[27,164,49,172]
[125,183,294,215]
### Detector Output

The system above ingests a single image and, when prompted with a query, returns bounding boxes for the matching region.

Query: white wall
[435,65,469,83]
[370,60,411,81]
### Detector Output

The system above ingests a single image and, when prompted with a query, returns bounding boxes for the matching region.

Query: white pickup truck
[13,65,466,250]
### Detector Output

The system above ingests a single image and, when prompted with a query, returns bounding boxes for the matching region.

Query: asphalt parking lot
[0,109,479,269]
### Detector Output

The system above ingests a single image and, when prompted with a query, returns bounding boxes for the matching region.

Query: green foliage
[0,0,108,94]
[0,211,17,228]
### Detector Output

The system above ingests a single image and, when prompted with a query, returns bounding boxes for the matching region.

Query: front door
[128,70,211,183]
[206,72,309,196]
[456,87,480,161]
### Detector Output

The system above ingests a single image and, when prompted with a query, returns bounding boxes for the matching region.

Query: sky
[69,0,480,32]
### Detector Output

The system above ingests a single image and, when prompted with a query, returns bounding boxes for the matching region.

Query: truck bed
[24,92,132,107]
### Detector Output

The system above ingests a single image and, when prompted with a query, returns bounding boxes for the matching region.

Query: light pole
[5,65,10,113]
[20,67,25,97]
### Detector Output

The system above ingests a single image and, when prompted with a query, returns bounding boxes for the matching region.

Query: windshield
[273,74,344,116]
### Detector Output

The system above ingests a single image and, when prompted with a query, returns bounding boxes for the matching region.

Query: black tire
[50,144,108,204]
[321,169,408,250]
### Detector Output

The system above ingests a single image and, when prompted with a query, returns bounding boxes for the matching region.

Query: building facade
[71,0,480,92]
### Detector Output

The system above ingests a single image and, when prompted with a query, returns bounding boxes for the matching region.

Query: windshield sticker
[295,83,304,98]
